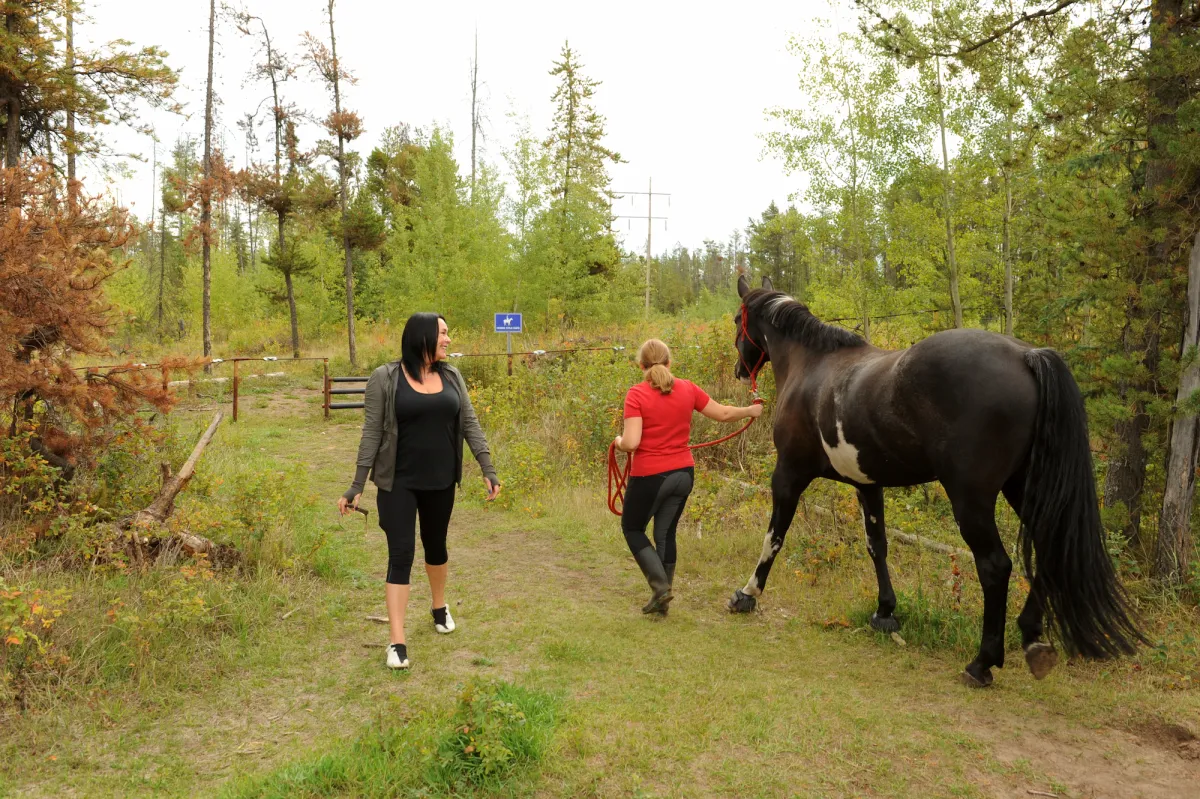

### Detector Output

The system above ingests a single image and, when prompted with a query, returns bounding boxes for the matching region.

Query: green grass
[222,680,559,798]
[2,396,1198,798]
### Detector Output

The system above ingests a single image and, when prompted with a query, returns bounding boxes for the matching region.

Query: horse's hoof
[869,612,900,633]
[728,590,757,614]
[1024,642,1059,680]
[960,665,994,688]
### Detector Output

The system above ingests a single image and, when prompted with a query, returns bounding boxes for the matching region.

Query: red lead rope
[607,306,766,516]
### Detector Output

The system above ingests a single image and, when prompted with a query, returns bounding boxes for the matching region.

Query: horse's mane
[744,289,866,353]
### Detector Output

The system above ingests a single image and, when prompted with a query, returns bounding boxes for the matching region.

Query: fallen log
[122,411,223,531]
[115,411,225,560]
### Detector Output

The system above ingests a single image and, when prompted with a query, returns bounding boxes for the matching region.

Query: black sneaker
[432,606,456,634]
[386,643,410,670]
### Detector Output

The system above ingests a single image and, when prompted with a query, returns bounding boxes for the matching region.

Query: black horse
[729,275,1145,686]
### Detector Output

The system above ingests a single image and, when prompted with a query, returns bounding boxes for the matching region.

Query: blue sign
[494,313,523,333]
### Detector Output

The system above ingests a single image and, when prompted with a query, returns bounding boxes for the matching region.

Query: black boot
[660,562,676,617]
[632,546,673,614]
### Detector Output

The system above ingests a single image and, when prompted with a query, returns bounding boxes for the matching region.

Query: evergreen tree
[537,42,624,323]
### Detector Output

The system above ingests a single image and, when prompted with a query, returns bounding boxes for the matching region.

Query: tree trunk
[1154,230,1200,585]
[327,0,356,367]
[285,269,300,360]
[935,56,963,329]
[1104,0,1185,552]
[470,29,478,200]
[153,142,164,341]
[65,3,76,205]
[1003,170,1013,336]
[201,0,216,361]
[1002,10,1015,337]
[158,218,166,342]
[1105,320,1153,549]
[4,7,20,168]
[124,412,222,530]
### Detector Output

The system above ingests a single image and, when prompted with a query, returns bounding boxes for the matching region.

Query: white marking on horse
[742,531,779,597]
[860,505,877,557]
[766,295,797,323]
[820,421,874,484]
[758,530,779,564]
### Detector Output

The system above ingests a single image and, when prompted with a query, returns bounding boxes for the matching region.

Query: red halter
[737,302,768,398]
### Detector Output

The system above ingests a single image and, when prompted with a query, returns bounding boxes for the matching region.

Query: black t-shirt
[394,366,461,490]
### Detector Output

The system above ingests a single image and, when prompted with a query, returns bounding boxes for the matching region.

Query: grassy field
[2,384,1198,798]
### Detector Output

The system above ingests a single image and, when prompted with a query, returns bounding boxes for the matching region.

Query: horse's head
[734,274,772,385]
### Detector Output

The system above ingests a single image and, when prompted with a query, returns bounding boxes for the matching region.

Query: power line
[614,178,671,318]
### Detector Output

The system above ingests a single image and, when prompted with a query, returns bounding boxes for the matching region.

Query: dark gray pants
[621,467,694,565]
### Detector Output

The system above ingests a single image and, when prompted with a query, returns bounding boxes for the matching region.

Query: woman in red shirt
[614,339,763,615]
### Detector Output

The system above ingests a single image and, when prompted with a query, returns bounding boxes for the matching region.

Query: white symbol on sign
[503,316,513,326]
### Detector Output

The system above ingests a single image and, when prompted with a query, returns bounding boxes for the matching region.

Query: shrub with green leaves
[429,680,559,790]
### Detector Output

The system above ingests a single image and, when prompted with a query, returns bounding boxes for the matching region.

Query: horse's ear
[762,276,774,291]
[737,273,750,298]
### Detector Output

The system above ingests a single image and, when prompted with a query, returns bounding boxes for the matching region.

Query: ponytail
[638,339,675,394]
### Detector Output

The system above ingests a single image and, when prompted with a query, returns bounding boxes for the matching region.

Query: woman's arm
[342,368,385,502]
[615,416,642,452]
[450,368,501,496]
[699,399,763,423]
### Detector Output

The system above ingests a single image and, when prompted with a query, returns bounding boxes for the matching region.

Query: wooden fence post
[323,359,331,419]
[232,359,240,422]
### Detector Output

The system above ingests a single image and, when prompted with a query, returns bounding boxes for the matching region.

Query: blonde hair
[638,339,675,394]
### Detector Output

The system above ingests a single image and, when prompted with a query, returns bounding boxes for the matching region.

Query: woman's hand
[338,493,361,516]
[613,435,624,452]
[747,403,764,419]
[484,477,501,501]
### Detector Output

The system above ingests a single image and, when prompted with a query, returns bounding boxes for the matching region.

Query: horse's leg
[857,486,898,633]
[946,486,1013,688]
[728,466,812,613]
[1002,471,1058,679]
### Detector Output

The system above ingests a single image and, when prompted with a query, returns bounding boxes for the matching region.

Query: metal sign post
[494,313,523,376]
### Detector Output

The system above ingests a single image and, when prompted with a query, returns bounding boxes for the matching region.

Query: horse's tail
[1020,348,1147,658]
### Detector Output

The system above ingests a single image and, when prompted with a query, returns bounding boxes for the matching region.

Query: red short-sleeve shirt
[623,379,712,477]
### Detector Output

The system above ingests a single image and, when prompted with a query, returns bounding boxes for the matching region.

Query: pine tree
[539,42,623,320]
[0,0,176,171]
[303,0,363,367]
[1,162,175,477]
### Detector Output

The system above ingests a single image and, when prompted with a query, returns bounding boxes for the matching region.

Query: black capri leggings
[621,467,694,565]
[377,484,456,585]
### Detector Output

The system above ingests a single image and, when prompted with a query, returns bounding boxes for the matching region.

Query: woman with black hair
[338,313,500,670]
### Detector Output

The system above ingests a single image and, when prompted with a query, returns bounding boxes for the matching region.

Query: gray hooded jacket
[343,361,498,501]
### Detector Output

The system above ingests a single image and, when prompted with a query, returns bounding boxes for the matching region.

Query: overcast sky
[82,0,841,255]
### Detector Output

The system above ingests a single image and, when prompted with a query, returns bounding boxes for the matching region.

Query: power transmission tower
[614,177,670,318]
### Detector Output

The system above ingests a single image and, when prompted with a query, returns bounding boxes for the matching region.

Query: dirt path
[4,404,1198,798]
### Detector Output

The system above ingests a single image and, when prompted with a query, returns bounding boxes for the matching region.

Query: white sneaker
[386,643,410,669]
[432,606,455,634]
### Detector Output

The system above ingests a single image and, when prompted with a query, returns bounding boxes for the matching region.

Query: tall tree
[539,42,623,319]
[1102,0,1197,556]
[303,0,363,367]
[2,161,175,478]
[469,29,482,200]
[0,1,176,172]
[201,0,216,361]
[236,9,305,355]
[932,52,963,328]
[64,0,75,202]
[765,25,917,340]
[1157,231,1200,585]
